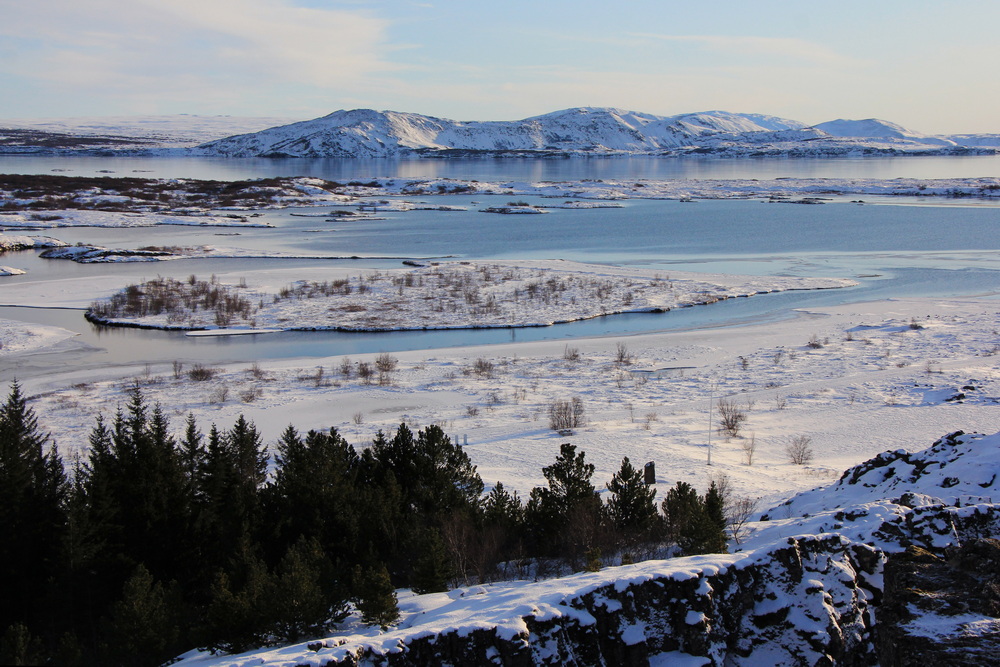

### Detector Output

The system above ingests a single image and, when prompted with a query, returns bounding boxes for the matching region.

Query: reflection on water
[3,154,1000,181]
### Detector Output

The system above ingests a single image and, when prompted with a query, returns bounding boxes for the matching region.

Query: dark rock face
[878,538,1000,667]
[321,536,882,666]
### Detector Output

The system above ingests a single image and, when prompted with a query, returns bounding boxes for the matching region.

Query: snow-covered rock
[178,534,881,667]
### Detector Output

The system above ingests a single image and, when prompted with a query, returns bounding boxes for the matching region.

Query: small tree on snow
[548,397,585,433]
[786,435,814,465]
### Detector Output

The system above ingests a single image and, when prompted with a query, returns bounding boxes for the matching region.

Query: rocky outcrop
[311,535,882,666]
[878,539,1000,666]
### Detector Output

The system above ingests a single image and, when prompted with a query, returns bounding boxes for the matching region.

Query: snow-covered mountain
[813,118,956,146]
[194,107,999,158]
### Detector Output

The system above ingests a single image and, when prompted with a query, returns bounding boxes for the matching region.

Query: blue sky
[2,0,998,133]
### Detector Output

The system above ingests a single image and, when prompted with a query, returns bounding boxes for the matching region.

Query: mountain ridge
[194,107,1000,158]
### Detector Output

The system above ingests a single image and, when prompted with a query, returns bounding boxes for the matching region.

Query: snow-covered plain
[13,293,998,510]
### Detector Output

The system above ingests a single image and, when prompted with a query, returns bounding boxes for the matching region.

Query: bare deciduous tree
[357,361,374,385]
[549,397,585,433]
[643,412,658,430]
[726,496,760,545]
[471,358,495,379]
[375,353,398,385]
[614,341,633,365]
[786,435,814,465]
[741,433,757,466]
[717,397,747,439]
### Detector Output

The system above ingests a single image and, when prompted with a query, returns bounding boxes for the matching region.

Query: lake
[2,155,999,379]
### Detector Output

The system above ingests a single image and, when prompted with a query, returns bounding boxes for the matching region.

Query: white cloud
[0,0,393,111]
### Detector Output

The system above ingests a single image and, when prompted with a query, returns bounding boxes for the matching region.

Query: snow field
[14,295,999,513]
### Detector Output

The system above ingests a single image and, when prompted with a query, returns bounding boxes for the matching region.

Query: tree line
[0,381,727,665]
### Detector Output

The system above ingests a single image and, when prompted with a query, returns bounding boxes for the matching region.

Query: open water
[1,156,999,378]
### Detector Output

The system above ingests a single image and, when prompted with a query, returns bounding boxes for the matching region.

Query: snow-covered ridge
[193,107,1000,158]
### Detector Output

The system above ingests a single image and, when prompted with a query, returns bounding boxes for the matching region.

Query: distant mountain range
[3,108,998,158]
[194,107,1000,158]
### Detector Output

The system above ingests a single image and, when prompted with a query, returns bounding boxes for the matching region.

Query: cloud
[0,0,393,111]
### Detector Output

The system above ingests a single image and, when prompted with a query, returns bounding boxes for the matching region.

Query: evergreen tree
[180,413,205,495]
[701,481,729,554]
[525,443,604,560]
[370,424,483,518]
[410,528,452,594]
[0,623,43,667]
[606,456,660,541]
[74,387,194,633]
[264,426,360,567]
[99,565,187,667]
[477,482,525,580]
[196,416,268,577]
[413,424,484,514]
[271,537,348,643]
[661,481,727,556]
[0,381,68,635]
[483,482,524,529]
[204,540,275,654]
[353,564,400,630]
[365,424,483,582]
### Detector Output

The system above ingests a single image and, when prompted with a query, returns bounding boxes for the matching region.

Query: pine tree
[525,443,604,559]
[75,387,194,628]
[271,537,347,643]
[205,540,275,654]
[0,381,69,635]
[701,481,729,554]
[410,528,453,594]
[0,623,43,667]
[265,426,360,566]
[483,482,523,530]
[370,424,483,518]
[606,456,660,542]
[196,416,268,576]
[99,565,187,667]
[180,413,205,495]
[661,481,727,556]
[353,564,400,630]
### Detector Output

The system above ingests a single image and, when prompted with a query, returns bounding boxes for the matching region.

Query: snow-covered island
[84,260,856,332]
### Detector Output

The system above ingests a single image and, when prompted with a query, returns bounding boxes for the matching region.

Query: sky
[2,0,998,134]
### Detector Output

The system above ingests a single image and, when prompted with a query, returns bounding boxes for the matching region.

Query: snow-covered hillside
[194,107,1000,158]
[175,430,1000,666]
